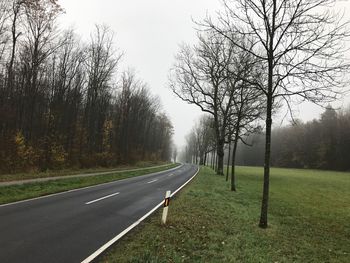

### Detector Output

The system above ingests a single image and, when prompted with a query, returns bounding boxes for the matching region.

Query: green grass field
[101,166,350,263]
[0,163,178,205]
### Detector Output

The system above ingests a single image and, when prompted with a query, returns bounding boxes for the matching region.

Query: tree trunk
[216,139,224,175]
[210,152,212,168]
[259,43,274,227]
[259,94,272,228]
[199,151,204,165]
[230,122,241,191]
[231,136,239,191]
[7,4,20,97]
[212,151,215,169]
[226,142,231,181]
[214,150,217,172]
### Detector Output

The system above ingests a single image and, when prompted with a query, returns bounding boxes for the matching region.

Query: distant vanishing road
[0,164,198,263]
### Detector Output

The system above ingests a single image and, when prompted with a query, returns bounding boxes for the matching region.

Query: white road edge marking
[0,164,184,208]
[147,179,158,184]
[81,165,200,263]
[85,192,120,205]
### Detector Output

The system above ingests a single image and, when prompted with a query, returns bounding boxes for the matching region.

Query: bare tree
[0,0,10,124]
[228,78,264,191]
[185,130,199,164]
[172,145,178,163]
[84,25,122,153]
[0,0,10,63]
[47,30,85,165]
[170,31,252,175]
[197,115,216,165]
[112,69,173,163]
[219,49,265,190]
[205,0,350,228]
[19,0,63,140]
[7,0,26,91]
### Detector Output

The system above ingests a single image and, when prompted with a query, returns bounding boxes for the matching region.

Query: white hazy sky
[58,0,350,148]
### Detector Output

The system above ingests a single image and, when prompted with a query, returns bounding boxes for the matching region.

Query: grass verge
[101,166,350,263]
[0,163,178,205]
[0,161,168,182]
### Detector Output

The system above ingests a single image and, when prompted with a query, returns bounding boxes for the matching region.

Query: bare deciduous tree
[84,25,122,153]
[170,31,254,175]
[227,73,264,191]
[172,145,177,163]
[0,0,10,63]
[7,0,25,91]
[19,0,63,140]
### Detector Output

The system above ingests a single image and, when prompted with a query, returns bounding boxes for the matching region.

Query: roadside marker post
[161,190,171,225]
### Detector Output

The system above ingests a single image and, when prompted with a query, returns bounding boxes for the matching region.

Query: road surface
[0,164,198,263]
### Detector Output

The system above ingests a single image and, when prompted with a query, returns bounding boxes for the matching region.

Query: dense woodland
[0,0,173,173]
[237,106,350,171]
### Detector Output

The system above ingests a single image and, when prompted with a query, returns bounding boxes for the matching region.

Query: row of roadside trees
[171,0,350,228]
[0,0,173,173]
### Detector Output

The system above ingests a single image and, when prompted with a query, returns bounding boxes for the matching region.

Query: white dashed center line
[85,192,120,205]
[147,179,158,184]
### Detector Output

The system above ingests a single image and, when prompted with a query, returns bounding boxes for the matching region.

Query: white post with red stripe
[161,190,171,225]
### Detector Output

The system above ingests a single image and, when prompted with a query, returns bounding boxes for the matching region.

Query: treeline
[181,116,216,165]
[0,0,173,173]
[236,106,350,171]
[185,106,350,172]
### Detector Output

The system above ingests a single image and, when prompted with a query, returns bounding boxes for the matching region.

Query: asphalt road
[0,164,198,263]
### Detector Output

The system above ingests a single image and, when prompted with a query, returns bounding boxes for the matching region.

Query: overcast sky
[58,0,350,148]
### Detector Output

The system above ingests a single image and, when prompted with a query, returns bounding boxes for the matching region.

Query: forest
[236,106,350,171]
[0,0,173,173]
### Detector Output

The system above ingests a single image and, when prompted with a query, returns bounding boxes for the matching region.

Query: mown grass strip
[0,161,168,182]
[101,166,349,263]
[0,163,179,205]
